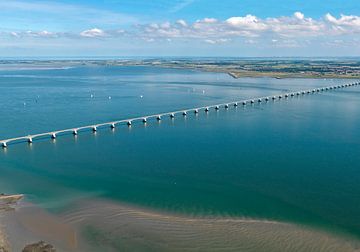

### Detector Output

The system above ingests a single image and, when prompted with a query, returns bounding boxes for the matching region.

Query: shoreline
[0,225,9,252]
[0,194,23,252]
[1,195,360,251]
[1,60,360,79]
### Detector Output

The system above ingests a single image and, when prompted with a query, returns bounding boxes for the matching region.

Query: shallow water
[0,65,360,250]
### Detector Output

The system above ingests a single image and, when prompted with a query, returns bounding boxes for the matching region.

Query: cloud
[8,30,61,38]
[294,12,305,20]
[0,0,137,27]
[226,15,267,31]
[169,0,195,13]
[325,13,360,34]
[137,12,360,41]
[2,12,360,50]
[204,38,230,44]
[176,20,188,27]
[80,28,106,38]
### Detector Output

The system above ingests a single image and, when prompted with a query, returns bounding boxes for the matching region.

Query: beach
[0,227,9,252]
[1,197,359,251]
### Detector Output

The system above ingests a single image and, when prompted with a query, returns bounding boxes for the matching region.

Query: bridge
[1,82,359,148]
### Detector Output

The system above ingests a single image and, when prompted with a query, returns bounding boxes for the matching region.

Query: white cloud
[80,28,106,38]
[204,38,230,44]
[169,0,195,13]
[138,12,329,40]
[226,15,267,31]
[3,12,360,50]
[176,19,188,27]
[201,18,218,24]
[7,30,60,38]
[325,13,360,34]
[294,12,305,20]
[10,32,20,38]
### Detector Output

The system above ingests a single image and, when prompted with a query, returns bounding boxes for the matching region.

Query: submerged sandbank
[4,197,359,252]
[1,196,360,251]
[62,199,360,252]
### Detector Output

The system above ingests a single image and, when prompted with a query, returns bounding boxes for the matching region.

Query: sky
[1,0,360,57]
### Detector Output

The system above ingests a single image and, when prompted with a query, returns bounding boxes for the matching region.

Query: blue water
[0,65,360,240]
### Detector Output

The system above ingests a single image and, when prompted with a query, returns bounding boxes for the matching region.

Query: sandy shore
[0,226,9,252]
[0,194,23,252]
[1,196,360,251]
[62,199,360,252]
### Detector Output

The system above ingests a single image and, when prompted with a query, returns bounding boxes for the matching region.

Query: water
[0,64,360,250]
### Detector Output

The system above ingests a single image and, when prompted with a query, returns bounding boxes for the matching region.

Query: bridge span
[1,82,359,148]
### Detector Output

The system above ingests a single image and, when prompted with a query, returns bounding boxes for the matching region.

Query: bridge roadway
[1,82,359,148]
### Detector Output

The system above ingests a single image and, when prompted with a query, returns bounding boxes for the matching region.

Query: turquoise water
[0,65,360,239]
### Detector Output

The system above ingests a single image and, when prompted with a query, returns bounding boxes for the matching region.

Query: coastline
[1,195,360,251]
[0,194,23,252]
[0,225,9,252]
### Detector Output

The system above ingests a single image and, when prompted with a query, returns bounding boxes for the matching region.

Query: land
[2,58,360,79]
[111,58,360,79]
[0,194,23,252]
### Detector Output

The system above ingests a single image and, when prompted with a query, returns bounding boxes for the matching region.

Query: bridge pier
[1,82,358,149]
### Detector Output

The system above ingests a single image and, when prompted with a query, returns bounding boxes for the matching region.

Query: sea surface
[0,64,360,251]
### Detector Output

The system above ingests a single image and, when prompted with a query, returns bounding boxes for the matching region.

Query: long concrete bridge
[1,82,359,148]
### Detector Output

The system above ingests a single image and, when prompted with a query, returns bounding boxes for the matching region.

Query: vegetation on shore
[2,58,360,79]
[111,59,360,79]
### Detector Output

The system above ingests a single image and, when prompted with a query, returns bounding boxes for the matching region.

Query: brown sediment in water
[60,199,360,252]
[2,201,77,252]
[2,198,360,252]
[0,194,23,252]
[0,225,10,252]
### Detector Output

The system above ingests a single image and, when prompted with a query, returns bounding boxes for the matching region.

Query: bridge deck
[1,82,359,147]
